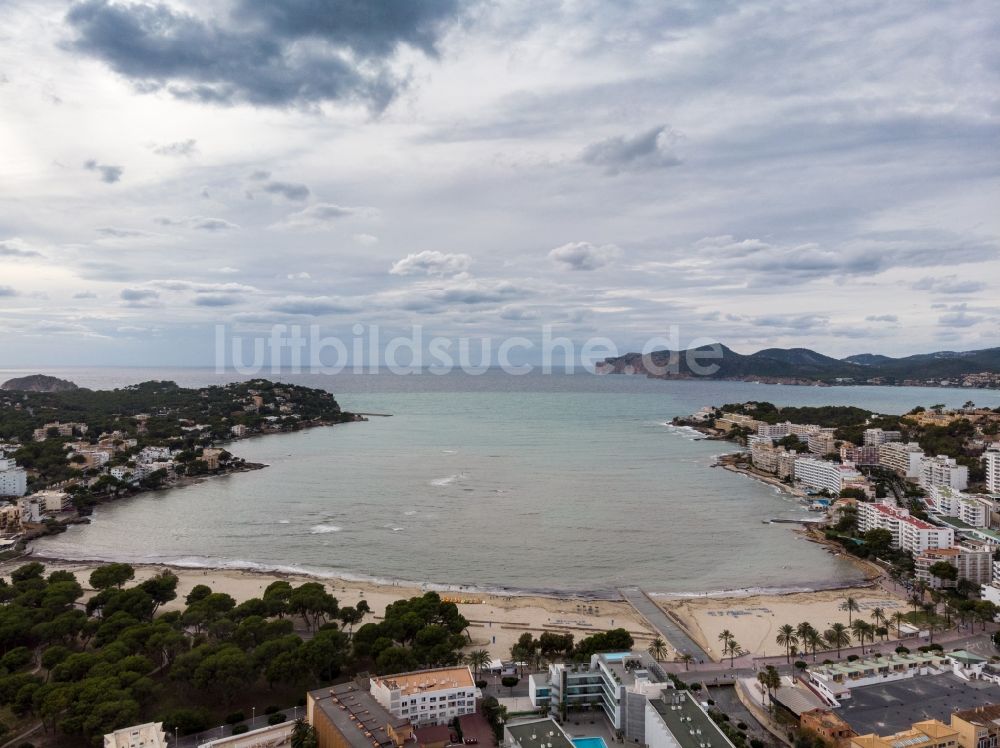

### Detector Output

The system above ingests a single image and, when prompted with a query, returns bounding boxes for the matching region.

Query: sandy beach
[658,585,910,660]
[2,555,656,660]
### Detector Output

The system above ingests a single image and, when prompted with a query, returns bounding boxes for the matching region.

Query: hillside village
[0,379,356,548]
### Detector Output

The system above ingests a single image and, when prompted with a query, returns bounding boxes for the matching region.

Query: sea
[5,367,999,598]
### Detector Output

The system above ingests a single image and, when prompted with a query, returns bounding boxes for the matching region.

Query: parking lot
[841,674,1000,735]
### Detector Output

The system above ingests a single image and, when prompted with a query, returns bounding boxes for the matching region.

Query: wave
[430,472,466,486]
[649,578,871,600]
[310,524,342,534]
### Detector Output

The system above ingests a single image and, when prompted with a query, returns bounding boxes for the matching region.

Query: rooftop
[953,703,1000,724]
[373,666,474,696]
[649,692,735,748]
[103,722,166,748]
[309,682,408,748]
[506,718,575,748]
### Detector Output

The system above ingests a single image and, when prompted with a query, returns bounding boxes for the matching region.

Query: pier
[618,586,710,661]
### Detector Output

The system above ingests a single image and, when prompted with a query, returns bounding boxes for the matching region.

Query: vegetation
[0,561,473,746]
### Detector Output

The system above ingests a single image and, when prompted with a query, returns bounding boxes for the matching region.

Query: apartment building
[757,422,791,439]
[807,429,838,456]
[952,703,1000,748]
[370,666,477,727]
[926,487,990,527]
[914,546,993,589]
[985,446,1000,495]
[308,681,413,748]
[841,444,880,467]
[920,455,969,491]
[794,458,862,495]
[0,457,27,497]
[644,691,736,748]
[857,501,954,554]
[506,719,575,748]
[33,421,88,441]
[863,429,902,447]
[878,442,925,479]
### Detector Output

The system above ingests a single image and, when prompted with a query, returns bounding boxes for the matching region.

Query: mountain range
[599,344,1000,385]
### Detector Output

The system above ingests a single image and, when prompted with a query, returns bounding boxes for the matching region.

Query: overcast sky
[1,0,999,367]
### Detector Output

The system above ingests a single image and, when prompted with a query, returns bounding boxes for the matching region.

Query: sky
[1,0,999,367]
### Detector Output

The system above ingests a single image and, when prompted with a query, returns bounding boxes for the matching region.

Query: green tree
[775,624,798,664]
[647,637,669,661]
[824,623,850,657]
[89,563,135,590]
[839,597,860,625]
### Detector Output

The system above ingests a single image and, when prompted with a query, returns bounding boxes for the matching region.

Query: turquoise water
[573,738,609,748]
[22,368,1000,596]
[599,653,631,662]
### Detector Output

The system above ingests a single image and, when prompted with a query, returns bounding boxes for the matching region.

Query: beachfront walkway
[619,587,709,659]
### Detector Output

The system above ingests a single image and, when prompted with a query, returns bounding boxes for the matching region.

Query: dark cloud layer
[581,125,682,175]
[65,0,463,109]
[83,158,123,183]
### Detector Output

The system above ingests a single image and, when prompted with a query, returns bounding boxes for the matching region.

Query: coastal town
[0,378,357,551]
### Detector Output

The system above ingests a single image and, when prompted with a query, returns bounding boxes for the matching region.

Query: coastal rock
[1,374,79,392]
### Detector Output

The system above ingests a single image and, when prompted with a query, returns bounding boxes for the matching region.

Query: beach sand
[658,585,910,660]
[3,556,655,660]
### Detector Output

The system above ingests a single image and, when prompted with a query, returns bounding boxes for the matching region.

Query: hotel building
[863,429,902,447]
[0,457,27,497]
[794,458,862,495]
[369,666,477,727]
[925,486,990,527]
[985,446,1000,495]
[914,546,993,589]
[857,501,954,554]
[878,442,925,479]
[919,455,969,491]
[308,680,413,748]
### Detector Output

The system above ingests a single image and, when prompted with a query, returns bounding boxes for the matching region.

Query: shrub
[232,725,249,735]
[895,646,910,654]
[162,707,212,736]
[475,679,487,689]
[737,722,748,730]
[846,655,859,662]
[225,712,246,725]
[264,705,281,715]
[268,713,287,726]
[793,661,807,670]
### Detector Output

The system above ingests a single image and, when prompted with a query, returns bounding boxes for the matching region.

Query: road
[618,586,709,659]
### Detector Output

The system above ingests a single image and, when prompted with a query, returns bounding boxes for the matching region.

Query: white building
[110,466,133,482]
[757,422,791,439]
[985,446,1000,495]
[858,501,954,553]
[230,424,248,437]
[794,457,862,495]
[878,442,925,479]
[919,455,969,491]
[30,489,71,514]
[104,722,167,748]
[644,691,736,748]
[138,446,173,463]
[0,457,27,497]
[863,428,902,446]
[926,486,990,527]
[370,666,477,726]
[807,429,838,456]
[915,546,993,588]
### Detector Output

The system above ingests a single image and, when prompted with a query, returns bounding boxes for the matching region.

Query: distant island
[1,373,79,392]
[599,343,1000,388]
[0,379,358,542]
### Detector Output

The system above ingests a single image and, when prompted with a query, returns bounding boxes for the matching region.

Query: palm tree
[755,671,770,708]
[718,629,734,648]
[465,649,491,681]
[776,624,798,664]
[647,637,669,662]
[824,623,850,658]
[840,597,860,625]
[851,619,874,654]
[891,611,906,638]
[804,629,824,661]
[870,607,887,638]
[723,638,743,667]
[796,622,816,646]
[678,653,695,671]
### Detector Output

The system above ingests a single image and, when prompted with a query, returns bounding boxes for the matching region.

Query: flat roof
[309,682,407,748]
[104,722,166,748]
[373,666,474,697]
[650,692,734,748]
[507,718,575,748]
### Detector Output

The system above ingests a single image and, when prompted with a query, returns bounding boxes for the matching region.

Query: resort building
[30,489,72,514]
[504,718,575,748]
[914,546,993,589]
[857,501,954,554]
[103,722,167,748]
[307,680,414,748]
[750,442,798,475]
[757,422,792,439]
[850,720,958,748]
[644,692,736,748]
[919,455,969,491]
[0,457,27,497]
[840,444,880,467]
[539,651,670,734]
[863,429,902,447]
[34,421,88,441]
[925,487,991,527]
[807,429,838,456]
[807,653,948,705]
[794,458,862,495]
[878,442,925,479]
[985,446,1000,495]
[369,666,477,727]
[952,704,1000,748]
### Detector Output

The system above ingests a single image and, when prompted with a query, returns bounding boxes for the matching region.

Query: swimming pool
[599,652,632,662]
[572,738,609,748]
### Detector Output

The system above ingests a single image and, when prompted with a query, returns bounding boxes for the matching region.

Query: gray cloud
[390,251,471,278]
[83,158,123,183]
[938,305,986,328]
[273,202,371,230]
[0,239,42,258]
[96,226,156,238]
[65,0,463,109]
[120,288,158,302]
[261,181,310,201]
[194,294,241,307]
[154,216,239,231]
[72,291,98,299]
[912,276,987,294]
[271,296,359,315]
[865,314,899,323]
[152,138,197,156]
[548,242,621,271]
[0,286,18,297]
[581,125,682,175]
